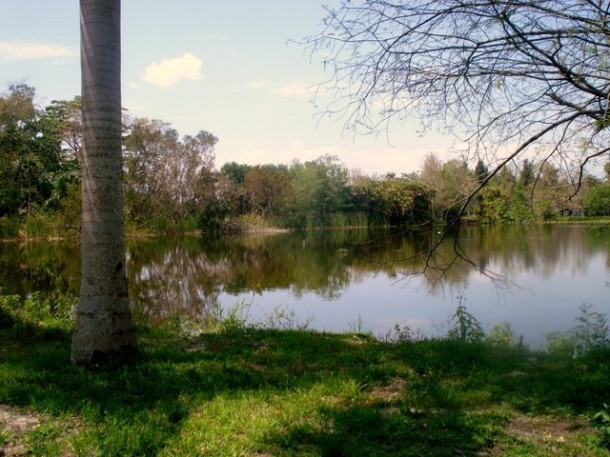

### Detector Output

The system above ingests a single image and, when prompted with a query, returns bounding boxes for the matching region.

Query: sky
[0,1,457,175]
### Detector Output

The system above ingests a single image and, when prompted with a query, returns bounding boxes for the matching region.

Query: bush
[583,184,610,217]
[198,199,229,235]
[0,295,21,328]
[486,322,514,347]
[0,216,20,239]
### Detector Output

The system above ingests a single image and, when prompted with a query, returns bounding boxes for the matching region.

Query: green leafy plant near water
[546,303,610,357]
[1,292,609,456]
[447,296,486,343]
[0,292,75,333]
[594,404,610,449]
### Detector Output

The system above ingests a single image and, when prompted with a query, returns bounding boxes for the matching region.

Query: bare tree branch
[305,0,610,174]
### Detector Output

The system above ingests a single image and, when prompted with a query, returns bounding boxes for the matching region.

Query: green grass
[1,307,609,456]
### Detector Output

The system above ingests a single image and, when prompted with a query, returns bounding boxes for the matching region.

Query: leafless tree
[306,0,610,207]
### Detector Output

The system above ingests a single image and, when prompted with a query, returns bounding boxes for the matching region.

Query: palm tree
[71,0,136,364]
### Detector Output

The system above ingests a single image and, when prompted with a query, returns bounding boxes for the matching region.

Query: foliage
[546,304,609,357]
[486,322,514,347]
[0,84,69,218]
[123,117,218,225]
[519,159,536,187]
[447,300,485,343]
[474,159,489,184]
[0,217,20,239]
[0,295,20,328]
[284,155,351,228]
[572,304,610,355]
[593,404,610,449]
[350,175,432,226]
[584,184,610,217]
[0,80,602,239]
[0,292,75,334]
[197,199,229,235]
[243,164,292,218]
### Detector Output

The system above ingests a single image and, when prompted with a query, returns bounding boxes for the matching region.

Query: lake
[1,224,609,347]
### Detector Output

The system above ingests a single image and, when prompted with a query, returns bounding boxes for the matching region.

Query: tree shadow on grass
[268,404,504,457]
[0,324,393,455]
[263,339,610,456]
[1,320,609,456]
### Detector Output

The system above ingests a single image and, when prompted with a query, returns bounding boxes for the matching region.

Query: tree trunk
[71,0,136,364]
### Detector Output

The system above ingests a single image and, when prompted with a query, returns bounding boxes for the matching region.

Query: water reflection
[1,224,608,343]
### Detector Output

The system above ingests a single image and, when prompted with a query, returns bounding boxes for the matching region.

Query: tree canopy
[2,82,608,240]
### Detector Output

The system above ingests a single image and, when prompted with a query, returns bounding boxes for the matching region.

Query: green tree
[0,84,65,217]
[220,161,251,185]
[350,175,432,226]
[244,164,292,218]
[174,130,218,220]
[123,118,218,225]
[583,183,610,216]
[419,154,475,222]
[286,155,349,228]
[42,96,82,163]
[474,159,489,185]
[37,96,82,222]
[218,162,252,216]
[123,118,180,222]
[519,159,535,187]
[71,0,136,364]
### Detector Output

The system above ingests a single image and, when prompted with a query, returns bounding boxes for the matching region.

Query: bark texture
[71,0,136,364]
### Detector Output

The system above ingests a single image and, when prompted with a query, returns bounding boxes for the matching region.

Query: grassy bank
[1,307,609,456]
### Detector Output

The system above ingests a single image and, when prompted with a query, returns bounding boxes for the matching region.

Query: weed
[0,295,20,328]
[486,321,514,347]
[447,296,485,343]
[0,292,75,335]
[347,313,367,334]
[381,322,425,342]
[546,303,609,357]
[218,301,251,333]
[256,304,313,330]
[573,304,609,354]
[0,216,20,238]
[593,404,610,449]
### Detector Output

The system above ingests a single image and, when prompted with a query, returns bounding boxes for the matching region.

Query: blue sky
[0,1,455,175]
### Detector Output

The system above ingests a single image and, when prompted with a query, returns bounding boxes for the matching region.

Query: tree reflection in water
[1,225,608,339]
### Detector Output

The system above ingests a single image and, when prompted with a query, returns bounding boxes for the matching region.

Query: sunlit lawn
[1,313,609,456]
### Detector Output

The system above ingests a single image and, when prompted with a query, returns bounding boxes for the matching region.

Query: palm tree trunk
[71,0,136,364]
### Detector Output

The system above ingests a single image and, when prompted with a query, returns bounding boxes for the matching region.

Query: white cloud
[142,53,203,87]
[271,82,317,98]
[0,41,76,62]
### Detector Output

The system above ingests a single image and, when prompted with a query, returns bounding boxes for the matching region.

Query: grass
[1,303,609,456]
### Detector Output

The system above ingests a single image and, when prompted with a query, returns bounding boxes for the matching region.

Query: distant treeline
[1,84,609,238]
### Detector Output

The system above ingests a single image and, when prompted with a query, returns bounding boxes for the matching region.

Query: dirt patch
[0,404,46,456]
[369,377,407,403]
[0,404,83,457]
[490,414,600,456]
[507,414,590,444]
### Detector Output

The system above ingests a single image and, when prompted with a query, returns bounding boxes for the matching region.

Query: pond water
[1,224,609,346]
